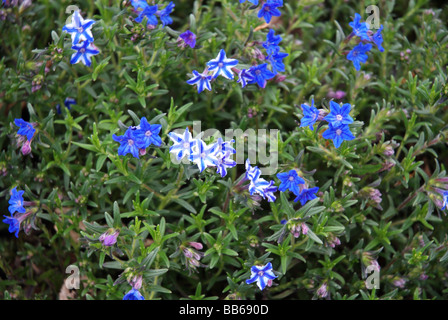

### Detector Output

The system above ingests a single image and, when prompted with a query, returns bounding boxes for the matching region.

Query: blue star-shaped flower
[267,51,288,73]
[113,128,146,158]
[246,262,278,291]
[245,158,261,181]
[248,64,276,88]
[187,69,213,93]
[14,118,35,141]
[346,42,372,71]
[190,139,219,173]
[294,187,319,206]
[135,4,158,26]
[323,101,354,127]
[257,1,282,24]
[168,128,197,161]
[123,288,145,300]
[70,40,100,67]
[158,1,175,26]
[322,123,356,149]
[62,10,96,45]
[349,13,370,41]
[206,49,239,80]
[299,99,320,130]
[133,117,162,149]
[276,170,305,195]
[247,171,270,198]
[372,25,384,52]
[237,69,255,88]
[8,187,26,215]
[179,30,196,48]
[263,29,282,55]
[215,151,237,178]
[239,0,259,5]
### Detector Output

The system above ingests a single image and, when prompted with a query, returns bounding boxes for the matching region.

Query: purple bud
[301,223,309,235]
[189,242,203,250]
[99,229,120,246]
[21,140,32,155]
[316,283,328,298]
[130,274,143,290]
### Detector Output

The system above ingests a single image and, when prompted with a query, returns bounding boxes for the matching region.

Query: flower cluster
[62,9,100,67]
[3,187,34,238]
[113,117,162,159]
[236,29,288,89]
[168,128,237,177]
[14,118,36,155]
[277,169,319,205]
[346,13,384,71]
[130,0,175,28]
[299,99,356,149]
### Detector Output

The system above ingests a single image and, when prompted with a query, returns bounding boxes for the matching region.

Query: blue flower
[246,262,278,291]
[130,0,149,10]
[267,51,288,73]
[206,49,239,80]
[276,170,305,195]
[322,123,356,149]
[441,190,448,210]
[245,158,260,181]
[263,181,278,202]
[8,187,26,215]
[349,13,370,41]
[239,0,259,5]
[372,25,384,52]
[133,117,162,149]
[187,69,213,93]
[245,163,271,199]
[14,118,35,141]
[257,1,282,24]
[168,128,197,161]
[113,128,146,158]
[236,69,254,88]
[215,151,237,178]
[62,10,96,45]
[346,42,372,71]
[158,1,175,26]
[179,30,196,48]
[323,101,354,127]
[248,64,276,88]
[57,97,76,114]
[3,215,21,238]
[263,29,282,55]
[190,139,219,173]
[294,187,319,206]
[299,99,320,130]
[70,40,100,67]
[123,288,145,300]
[216,137,236,155]
[135,5,158,26]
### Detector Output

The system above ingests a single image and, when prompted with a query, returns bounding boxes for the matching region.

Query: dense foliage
[1,0,448,300]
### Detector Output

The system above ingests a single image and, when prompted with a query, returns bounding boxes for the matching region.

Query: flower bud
[99,228,120,246]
